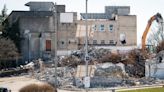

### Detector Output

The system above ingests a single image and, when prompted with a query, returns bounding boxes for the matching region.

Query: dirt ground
[0,76,44,92]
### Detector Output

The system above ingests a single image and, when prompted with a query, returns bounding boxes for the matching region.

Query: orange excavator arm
[142,13,163,50]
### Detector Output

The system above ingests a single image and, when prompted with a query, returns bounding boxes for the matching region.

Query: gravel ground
[0,76,44,92]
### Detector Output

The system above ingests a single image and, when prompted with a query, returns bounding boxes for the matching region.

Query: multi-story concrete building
[4,2,137,61]
[77,6,137,50]
[4,2,78,61]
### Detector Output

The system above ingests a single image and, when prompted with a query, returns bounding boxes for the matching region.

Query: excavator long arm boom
[142,13,163,50]
[142,16,156,50]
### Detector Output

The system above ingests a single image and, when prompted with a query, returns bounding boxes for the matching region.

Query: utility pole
[85,0,89,77]
[84,0,90,89]
[54,2,58,86]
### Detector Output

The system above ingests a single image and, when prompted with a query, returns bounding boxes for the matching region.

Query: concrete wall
[57,12,78,50]
[19,17,53,33]
[19,16,55,61]
[18,12,78,60]
[76,15,137,48]
[117,15,137,46]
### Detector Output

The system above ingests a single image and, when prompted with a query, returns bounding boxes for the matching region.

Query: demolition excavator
[142,13,163,50]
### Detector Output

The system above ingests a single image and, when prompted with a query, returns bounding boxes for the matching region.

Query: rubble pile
[90,63,126,87]
[124,49,146,78]
[26,49,164,88]
[34,67,76,88]
[31,62,164,88]
[145,50,164,79]
[125,62,145,78]
[59,55,81,67]
[88,48,111,60]
[94,63,126,78]
[59,48,111,67]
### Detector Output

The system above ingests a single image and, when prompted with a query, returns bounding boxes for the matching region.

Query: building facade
[77,6,137,49]
[4,2,78,61]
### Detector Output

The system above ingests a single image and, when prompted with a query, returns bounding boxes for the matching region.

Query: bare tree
[147,21,164,52]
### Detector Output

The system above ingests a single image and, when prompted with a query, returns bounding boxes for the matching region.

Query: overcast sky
[1,0,164,46]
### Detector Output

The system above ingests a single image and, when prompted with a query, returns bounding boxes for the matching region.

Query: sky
[1,0,164,46]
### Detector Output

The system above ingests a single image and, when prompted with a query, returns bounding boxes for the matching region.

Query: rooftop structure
[81,6,130,19]
[25,2,65,12]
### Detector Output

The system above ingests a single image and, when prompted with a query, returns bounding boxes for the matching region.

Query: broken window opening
[61,41,64,45]
[120,33,126,45]
[92,25,97,31]
[121,40,126,44]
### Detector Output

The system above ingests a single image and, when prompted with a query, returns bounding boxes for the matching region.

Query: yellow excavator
[142,13,163,51]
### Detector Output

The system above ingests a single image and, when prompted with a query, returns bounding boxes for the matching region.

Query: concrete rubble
[145,50,164,79]
[95,63,126,77]
[31,63,164,88]
[57,47,111,67]
[21,49,164,88]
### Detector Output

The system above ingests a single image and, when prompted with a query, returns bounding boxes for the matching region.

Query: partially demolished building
[4,2,137,61]
[4,2,78,61]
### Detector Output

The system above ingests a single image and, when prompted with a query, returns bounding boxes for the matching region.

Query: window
[101,40,105,44]
[92,25,97,31]
[109,25,113,32]
[46,40,51,51]
[93,40,97,44]
[109,40,114,44]
[99,24,105,31]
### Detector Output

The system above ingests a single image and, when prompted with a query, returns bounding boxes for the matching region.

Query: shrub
[19,83,57,92]
[124,49,148,64]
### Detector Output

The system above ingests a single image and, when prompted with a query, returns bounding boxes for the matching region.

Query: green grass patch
[118,87,164,92]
